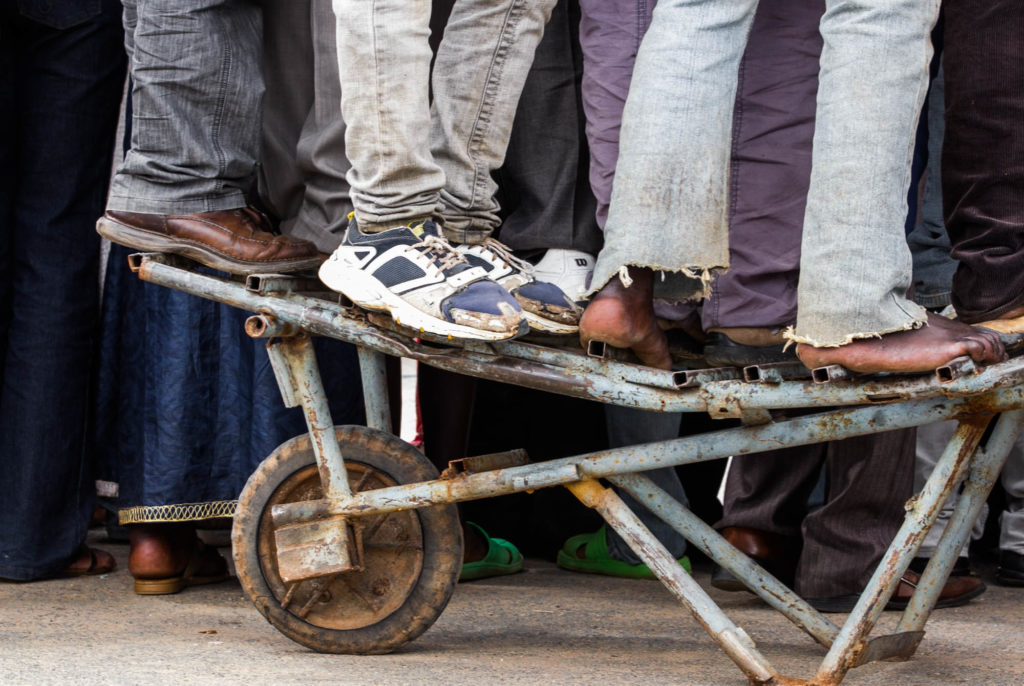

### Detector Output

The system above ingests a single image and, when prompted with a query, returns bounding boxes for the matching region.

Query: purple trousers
[579,0,821,329]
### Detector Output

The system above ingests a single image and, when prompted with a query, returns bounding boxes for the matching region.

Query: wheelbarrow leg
[897,409,1024,633]
[610,473,840,649]
[357,346,392,434]
[265,336,357,582]
[267,336,351,499]
[566,479,780,685]
[811,415,993,684]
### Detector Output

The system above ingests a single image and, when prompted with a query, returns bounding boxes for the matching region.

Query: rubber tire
[232,426,462,654]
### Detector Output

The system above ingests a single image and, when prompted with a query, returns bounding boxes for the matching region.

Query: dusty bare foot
[795,312,1007,373]
[579,267,671,370]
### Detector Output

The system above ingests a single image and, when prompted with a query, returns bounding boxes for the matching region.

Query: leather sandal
[134,540,229,595]
[59,545,117,578]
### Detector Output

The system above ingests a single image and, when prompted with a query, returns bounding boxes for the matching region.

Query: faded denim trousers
[594,0,937,346]
[107,0,264,215]
[332,0,555,243]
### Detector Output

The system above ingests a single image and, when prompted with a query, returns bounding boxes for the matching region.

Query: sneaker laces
[416,234,468,272]
[477,238,535,276]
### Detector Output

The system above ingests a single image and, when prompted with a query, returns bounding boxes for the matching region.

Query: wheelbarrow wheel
[232,425,462,654]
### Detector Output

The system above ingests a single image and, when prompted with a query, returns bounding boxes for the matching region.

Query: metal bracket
[812,365,853,384]
[936,356,977,383]
[273,514,358,583]
[441,449,530,479]
[266,339,302,408]
[677,367,743,389]
[849,631,925,666]
[743,361,812,384]
[245,273,330,295]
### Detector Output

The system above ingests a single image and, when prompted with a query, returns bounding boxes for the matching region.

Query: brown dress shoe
[807,568,986,613]
[711,526,799,591]
[887,568,986,610]
[97,207,324,275]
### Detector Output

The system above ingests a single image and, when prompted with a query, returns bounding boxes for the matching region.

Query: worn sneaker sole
[97,217,325,276]
[319,261,526,341]
[522,310,578,335]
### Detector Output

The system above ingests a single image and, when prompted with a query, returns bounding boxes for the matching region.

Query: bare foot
[795,312,1006,373]
[579,267,671,370]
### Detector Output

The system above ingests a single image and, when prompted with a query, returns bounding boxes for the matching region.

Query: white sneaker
[456,238,582,335]
[532,249,595,304]
[319,218,525,341]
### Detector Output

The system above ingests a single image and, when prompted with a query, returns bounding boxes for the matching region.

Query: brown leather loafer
[807,569,986,613]
[97,208,324,275]
[711,526,799,591]
[886,568,986,610]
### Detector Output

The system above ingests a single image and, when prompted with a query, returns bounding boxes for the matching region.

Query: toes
[963,329,1007,363]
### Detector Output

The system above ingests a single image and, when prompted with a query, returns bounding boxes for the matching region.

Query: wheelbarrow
[128,251,1024,685]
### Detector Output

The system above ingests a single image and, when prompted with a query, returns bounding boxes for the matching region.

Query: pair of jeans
[907,65,957,311]
[107,0,264,215]
[579,0,819,332]
[0,0,125,579]
[333,0,556,243]
[593,0,937,346]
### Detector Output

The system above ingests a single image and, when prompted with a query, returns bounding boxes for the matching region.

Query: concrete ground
[2,530,1023,686]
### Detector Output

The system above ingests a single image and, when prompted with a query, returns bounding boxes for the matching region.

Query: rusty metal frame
[131,254,1024,685]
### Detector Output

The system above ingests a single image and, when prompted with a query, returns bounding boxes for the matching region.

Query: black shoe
[907,555,973,577]
[703,330,797,368]
[997,550,1024,586]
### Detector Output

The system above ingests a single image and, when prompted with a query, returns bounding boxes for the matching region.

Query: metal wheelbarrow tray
[129,252,1024,685]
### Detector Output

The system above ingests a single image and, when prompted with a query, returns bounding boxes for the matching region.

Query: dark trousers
[0,1,126,579]
[718,429,916,598]
[711,0,917,599]
[431,0,602,256]
[493,0,602,256]
[944,0,1024,324]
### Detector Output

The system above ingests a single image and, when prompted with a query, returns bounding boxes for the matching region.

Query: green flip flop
[459,521,524,582]
[556,525,691,580]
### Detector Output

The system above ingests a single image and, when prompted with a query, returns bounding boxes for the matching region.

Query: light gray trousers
[332,0,556,242]
[593,0,938,346]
